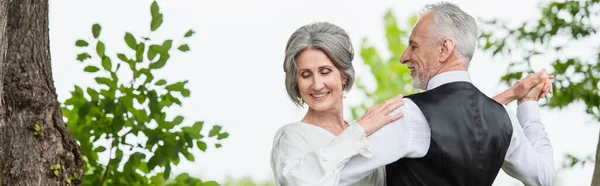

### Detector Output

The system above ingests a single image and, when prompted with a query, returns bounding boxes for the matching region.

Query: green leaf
[78,102,91,117]
[172,116,184,125]
[177,44,190,52]
[162,40,173,51]
[151,1,160,18]
[96,41,105,58]
[208,125,222,137]
[217,132,229,140]
[116,53,127,61]
[124,32,137,50]
[151,15,163,31]
[150,1,163,31]
[197,141,207,151]
[148,91,161,115]
[192,121,204,134]
[182,150,194,161]
[181,89,190,97]
[165,81,187,91]
[136,94,147,104]
[136,42,145,62]
[76,53,91,62]
[92,23,101,38]
[138,162,150,174]
[149,53,170,69]
[148,45,159,61]
[184,29,195,37]
[215,144,222,148]
[95,77,115,89]
[101,57,112,71]
[87,88,99,100]
[103,98,116,113]
[83,66,100,73]
[75,40,89,47]
[53,169,59,176]
[155,79,167,86]
[164,164,171,179]
[95,146,106,152]
[113,116,125,131]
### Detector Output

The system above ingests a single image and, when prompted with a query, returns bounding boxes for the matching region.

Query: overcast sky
[48,0,598,185]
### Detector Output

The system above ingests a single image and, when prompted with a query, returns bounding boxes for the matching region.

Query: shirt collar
[426,71,472,90]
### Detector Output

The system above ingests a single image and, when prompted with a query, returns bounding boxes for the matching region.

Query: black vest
[385,82,513,186]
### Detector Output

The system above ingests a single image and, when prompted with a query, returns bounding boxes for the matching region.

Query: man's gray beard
[412,75,427,90]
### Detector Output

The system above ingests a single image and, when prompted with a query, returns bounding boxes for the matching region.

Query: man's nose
[400,51,410,64]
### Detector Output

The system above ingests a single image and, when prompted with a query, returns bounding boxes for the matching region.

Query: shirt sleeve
[338,98,431,186]
[270,122,371,186]
[502,101,555,186]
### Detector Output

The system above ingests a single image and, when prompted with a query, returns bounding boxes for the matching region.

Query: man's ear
[439,38,455,63]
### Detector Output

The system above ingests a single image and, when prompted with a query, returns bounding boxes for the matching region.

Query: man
[338,2,554,186]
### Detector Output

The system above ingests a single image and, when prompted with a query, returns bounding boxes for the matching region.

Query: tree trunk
[592,132,600,186]
[0,0,83,185]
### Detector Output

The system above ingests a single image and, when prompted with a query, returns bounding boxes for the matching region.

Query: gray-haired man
[339,2,555,186]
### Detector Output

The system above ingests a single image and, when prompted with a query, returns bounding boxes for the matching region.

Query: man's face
[400,13,442,90]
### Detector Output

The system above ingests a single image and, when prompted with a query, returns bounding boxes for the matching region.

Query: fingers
[521,73,542,90]
[530,81,546,100]
[539,81,550,99]
[387,112,404,123]
[384,99,405,113]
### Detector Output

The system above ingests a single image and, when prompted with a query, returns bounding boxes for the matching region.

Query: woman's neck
[302,107,347,135]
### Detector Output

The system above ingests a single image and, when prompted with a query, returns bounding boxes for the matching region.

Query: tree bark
[592,131,600,186]
[0,0,83,185]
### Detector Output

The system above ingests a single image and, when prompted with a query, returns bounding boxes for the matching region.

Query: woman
[270,22,551,186]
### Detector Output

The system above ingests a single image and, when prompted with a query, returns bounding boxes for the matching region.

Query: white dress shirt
[270,71,554,186]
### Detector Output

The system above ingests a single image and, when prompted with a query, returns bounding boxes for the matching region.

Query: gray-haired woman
[269,22,405,186]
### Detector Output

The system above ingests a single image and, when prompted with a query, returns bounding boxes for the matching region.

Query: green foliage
[479,0,600,167]
[64,1,227,185]
[222,177,275,186]
[50,164,61,176]
[33,123,40,136]
[350,10,419,120]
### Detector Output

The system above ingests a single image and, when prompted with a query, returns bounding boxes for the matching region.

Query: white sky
[49,0,597,185]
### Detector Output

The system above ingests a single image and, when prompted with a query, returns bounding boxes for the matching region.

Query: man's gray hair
[282,22,355,107]
[422,2,478,65]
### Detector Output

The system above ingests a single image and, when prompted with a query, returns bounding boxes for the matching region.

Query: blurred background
[49,0,599,185]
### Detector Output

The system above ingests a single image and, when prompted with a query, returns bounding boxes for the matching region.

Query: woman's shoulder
[274,121,308,135]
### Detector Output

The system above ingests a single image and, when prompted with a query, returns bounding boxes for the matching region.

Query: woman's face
[296,48,346,112]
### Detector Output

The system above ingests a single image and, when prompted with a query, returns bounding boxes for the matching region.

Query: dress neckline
[298,121,351,137]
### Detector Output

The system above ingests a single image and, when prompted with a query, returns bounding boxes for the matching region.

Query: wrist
[517,97,536,105]
[506,88,518,101]
[494,89,517,105]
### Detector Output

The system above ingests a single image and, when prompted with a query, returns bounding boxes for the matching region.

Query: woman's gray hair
[422,2,478,66]
[282,22,355,107]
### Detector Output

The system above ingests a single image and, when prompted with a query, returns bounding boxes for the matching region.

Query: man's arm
[338,98,431,186]
[502,101,555,186]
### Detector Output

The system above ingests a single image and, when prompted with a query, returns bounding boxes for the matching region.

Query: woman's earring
[342,91,347,99]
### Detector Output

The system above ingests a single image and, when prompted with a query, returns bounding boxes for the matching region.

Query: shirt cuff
[320,121,372,169]
[516,101,541,126]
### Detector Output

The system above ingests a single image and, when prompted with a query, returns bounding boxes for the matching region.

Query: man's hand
[517,70,553,104]
[492,69,553,105]
[512,69,553,100]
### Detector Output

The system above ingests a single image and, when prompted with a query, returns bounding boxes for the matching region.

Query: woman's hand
[356,95,405,136]
[517,69,553,104]
[513,69,553,100]
[492,69,553,105]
